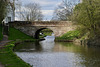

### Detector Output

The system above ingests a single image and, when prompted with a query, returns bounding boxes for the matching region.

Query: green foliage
[39,32,53,38]
[39,29,53,38]
[8,27,34,40]
[0,25,3,40]
[5,44,15,48]
[56,30,80,40]
[72,0,100,38]
[0,42,31,67]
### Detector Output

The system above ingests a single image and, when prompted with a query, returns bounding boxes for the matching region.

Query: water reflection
[44,35,55,42]
[39,40,55,52]
[14,41,100,67]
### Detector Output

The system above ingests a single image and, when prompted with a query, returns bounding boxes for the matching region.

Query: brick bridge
[9,21,76,39]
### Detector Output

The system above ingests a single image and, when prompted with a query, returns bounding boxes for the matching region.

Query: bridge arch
[34,28,54,39]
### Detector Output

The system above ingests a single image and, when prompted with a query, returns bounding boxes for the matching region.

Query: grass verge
[55,30,80,41]
[0,41,31,67]
[8,27,34,40]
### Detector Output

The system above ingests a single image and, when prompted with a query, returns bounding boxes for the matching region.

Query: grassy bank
[0,27,37,67]
[8,27,34,40]
[0,25,3,40]
[0,41,31,67]
[55,30,80,41]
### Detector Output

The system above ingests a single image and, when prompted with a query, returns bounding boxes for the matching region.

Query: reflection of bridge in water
[9,21,76,39]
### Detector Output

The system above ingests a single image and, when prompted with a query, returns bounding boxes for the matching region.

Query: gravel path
[0,35,10,48]
[0,35,10,67]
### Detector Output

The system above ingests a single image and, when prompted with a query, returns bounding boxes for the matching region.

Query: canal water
[14,40,100,67]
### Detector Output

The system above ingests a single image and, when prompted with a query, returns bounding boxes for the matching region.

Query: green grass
[56,30,80,40]
[0,25,3,40]
[0,41,31,67]
[8,27,34,40]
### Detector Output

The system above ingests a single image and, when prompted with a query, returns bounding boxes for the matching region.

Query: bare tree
[17,3,43,21]
[52,0,80,21]
[7,0,20,21]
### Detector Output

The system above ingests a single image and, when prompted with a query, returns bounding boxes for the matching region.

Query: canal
[14,40,100,67]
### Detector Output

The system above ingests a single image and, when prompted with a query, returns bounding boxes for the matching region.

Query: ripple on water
[15,52,85,67]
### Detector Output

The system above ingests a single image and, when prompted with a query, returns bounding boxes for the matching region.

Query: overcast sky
[15,0,80,21]
[15,0,62,21]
